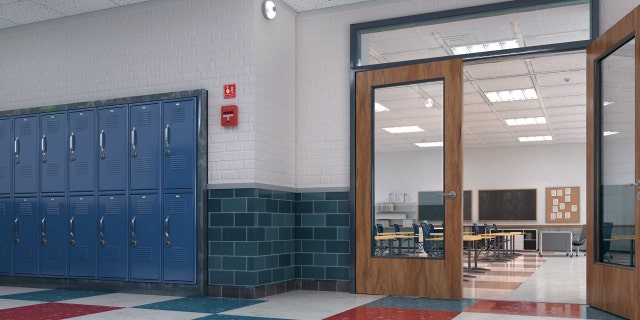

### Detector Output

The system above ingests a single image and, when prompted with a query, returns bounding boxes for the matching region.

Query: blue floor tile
[0,289,109,302]
[135,297,265,314]
[365,296,477,312]
[195,314,291,320]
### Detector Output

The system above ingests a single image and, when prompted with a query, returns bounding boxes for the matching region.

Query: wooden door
[587,5,640,319]
[355,59,463,298]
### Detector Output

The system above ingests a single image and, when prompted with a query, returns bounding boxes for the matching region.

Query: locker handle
[41,135,47,153]
[164,216,170,238]
[164,125,170,147]
[99,216,104,237]
[41,217,46,237]
[99,130,105,151]
[131,127,137,150]
[14,137,19,155]
[69,216,74,237]
[14,217,18,236]
[131,216,136,237]
[69,133,75,152]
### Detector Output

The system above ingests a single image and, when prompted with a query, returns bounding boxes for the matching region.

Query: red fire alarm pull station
[221,105,238,126]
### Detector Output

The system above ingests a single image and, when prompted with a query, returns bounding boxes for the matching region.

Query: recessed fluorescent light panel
[603,131,619,136]
[374,102,389,112]
[415,142,443,148]
[451,40,519,55]
[485,88,538,102]
[518,135,553,142]
[383,126,424,134]
[505,117,547,126]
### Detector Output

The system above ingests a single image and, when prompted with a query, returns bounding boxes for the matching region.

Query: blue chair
[601,222,614,262]
[376,224,384,234]
[421,224,443,258]
[393,224,400,233]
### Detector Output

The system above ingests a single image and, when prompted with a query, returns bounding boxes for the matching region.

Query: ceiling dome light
[262,0,276,20]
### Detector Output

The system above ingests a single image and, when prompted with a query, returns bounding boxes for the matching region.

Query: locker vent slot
[47,163,61,177]
[18,202,33,215]
[74,202,89,215]
[171,108,186,122]
[75,162,89,176]
[138,111,151,125]
[75,116,89,132]
[105,201,120,215]
[46,245,61,259]
[0,203,5,216]
[170,156,186,171]
[103,247,120,261]
[0,125,5,137]
[0,245,5,257]
[105,114,120,128]
[105,160,121,175]
[135,247,153,261]
[137,157,152,172]
[169,247,187,262]
[18,246,33,258]
[19,122,33,136]
[19,165,33,178]
[170,199,187,215]
[47,202,60,216]
[0,167,5,180]
[136,200,152,215]
[47,119,60,133]
[72,246,89,261]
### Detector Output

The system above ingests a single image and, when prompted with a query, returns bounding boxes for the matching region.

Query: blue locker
[162,193,195,283]
[162,99,195,190]
[0,119,11,194]
[98,195,128,280]
[0,198,12,274]
[13,197,38,276]
[40,113,68,193]
[98,106,128,191]
[129,194,160,281]
[68,195,96,278]
[13,116,39,194]
[130,102,160,190]
[40,196,67,277]
[68,110,96,193]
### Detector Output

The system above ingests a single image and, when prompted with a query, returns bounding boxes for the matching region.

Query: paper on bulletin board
[557,189,563,196]
[565,188,571,195]
[551,190,557,196]
[551,213,556,220]
[565,212,570,219]
[565,195,571,202]
[571,205,577,212]
[557,212,563,219]
[553,199,558,205]
[559,203,565,210]
[552,206,558,212]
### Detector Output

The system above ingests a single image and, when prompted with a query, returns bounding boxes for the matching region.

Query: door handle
[164,216,170,238]
[99,130,105,151]
[131,216,136,237]
[99,216,104,237]
[439,191,457,199]
[14,137,19,155]
[69,132,75,151]
[164,125,170,147]
[625,180,640,187]
[41,135,47,153]
[14,217,18,236]
[41,217,46,237]
[69,216,74,237]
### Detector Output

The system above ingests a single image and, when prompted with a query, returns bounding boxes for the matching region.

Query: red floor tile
[467,300,583,318]
[0,302,121,320]
[324,306,459,320]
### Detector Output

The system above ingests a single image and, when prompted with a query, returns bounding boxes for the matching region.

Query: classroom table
[609,235,636,266]
[374,234,418,255]
[463,235,486,273]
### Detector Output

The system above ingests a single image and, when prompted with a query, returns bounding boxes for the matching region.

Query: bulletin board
[545,187,580,223]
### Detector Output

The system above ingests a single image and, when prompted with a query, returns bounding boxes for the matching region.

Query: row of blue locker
[0,97,195,194]
[0,192,195,283]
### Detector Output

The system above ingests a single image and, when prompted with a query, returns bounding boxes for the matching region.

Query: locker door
[0,198,12,274]
[13,116,39,194]
[162,193,195,283]
[98,195,127,280]
[130,102,160,190]
[40,196,67,277]
[162,99,195,190]
[68,110,96,192]
[13,197,38,276]
[98,106,127,191]
[0,119,11,194]
[68,195,96,278]
[40,114,67,193]
[129,194,159,281]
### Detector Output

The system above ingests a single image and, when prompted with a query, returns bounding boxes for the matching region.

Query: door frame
[354,59,463,298]
[586,4,640,319]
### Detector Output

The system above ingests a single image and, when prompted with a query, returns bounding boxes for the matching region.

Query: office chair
[601,222,614,263]
[376,224,384,234]
[473,223,480,235]
[393,224,400,233]
[421,224,440,258]
[571,224,587,257]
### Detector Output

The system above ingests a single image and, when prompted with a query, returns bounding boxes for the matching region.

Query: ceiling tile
[32,0,115,15]
[465,59,530,79]
[491,99,541,111]
[476,76,533,91]
[544,95,585,107]
[0,1,62,24]
[540,83,585,98]
[545,106,585,116]
[498,109,545,118]
[536,70,586,86]
[530,52,586,73]
[464,103,493,114]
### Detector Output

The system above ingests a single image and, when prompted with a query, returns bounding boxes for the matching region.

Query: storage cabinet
[14,116,39,194]
[40,196,67,277]
[40,113,67,194]
[130,103,160,191]
[68,110,96,193]
[162,99,195,190]
[0,198,12,274]
[13,197,38,276]
[98,195,128,280]
[68,195,96,278]
[163,192,195,283]
[98,106,128,192]
[129,194,160,281]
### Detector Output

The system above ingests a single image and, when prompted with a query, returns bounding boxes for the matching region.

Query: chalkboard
[479,189,536,221]
[418,190,471,221]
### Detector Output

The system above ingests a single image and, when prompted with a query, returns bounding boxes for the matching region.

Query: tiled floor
[0,253,626,319]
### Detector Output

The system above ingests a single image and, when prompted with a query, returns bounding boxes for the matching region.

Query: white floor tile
[64,293,181,307]
[66,308,210,320]
[0,299,43,309]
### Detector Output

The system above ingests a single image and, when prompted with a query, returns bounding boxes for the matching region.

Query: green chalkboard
[418,190,471,221]
[479,189,536,221]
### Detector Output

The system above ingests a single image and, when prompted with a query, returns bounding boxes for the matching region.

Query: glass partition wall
[373,81,445,259]
[597,38,636,267]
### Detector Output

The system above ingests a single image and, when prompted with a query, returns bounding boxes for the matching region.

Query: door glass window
[373,80,445,259]
[598,37,636,267]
